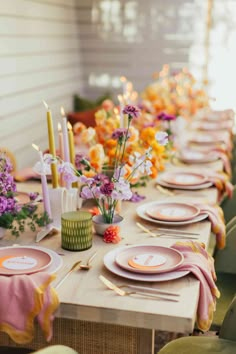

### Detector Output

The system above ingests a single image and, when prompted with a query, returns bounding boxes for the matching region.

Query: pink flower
[122,105,140,119]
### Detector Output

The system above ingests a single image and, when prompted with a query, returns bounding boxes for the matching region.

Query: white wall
[0,0,83,169]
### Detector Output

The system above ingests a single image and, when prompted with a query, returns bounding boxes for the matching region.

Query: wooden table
[0,161,222,354]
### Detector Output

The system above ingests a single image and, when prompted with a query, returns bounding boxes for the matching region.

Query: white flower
[155,131,168,146]
[33,161,51,175]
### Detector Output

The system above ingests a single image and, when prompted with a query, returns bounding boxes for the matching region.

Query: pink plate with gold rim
[0,247,52,275]
[161,172,207,186]
[115,245,184,274]
[146,202,200,222]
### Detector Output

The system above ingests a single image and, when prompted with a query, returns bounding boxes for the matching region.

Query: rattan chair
[158,295,236,354]
[0,345,78,354]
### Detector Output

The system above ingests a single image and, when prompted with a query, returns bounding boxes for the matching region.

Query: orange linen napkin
[172,241,220,332]
[210,149,232,177]
[0,272,59,344]
[195,203,226,250]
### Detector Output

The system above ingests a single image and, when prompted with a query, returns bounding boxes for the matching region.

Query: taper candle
[118,95,124,128]
[67,122,75,165]
[60,106,70,163]
[58,123,64,160]
[120,76,127,95]
[43,101,58,188]
[32,144,52,218]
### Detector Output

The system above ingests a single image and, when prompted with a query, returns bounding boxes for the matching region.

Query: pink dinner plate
[178,150,218,164]
[146,202,200,222]
[189,135,223,145]
[104,247,189,282]
[115,245,184,274]
[0,247,52,275]
[14,192,31,204]
[161,172,207,186]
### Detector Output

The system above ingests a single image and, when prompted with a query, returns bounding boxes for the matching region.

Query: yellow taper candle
[67,122,75,165]
[43,100,59,188]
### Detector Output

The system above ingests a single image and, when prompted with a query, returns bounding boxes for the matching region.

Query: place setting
[0,245,63,276]
[136,200,208,227]
[102,243,190,283]
[157,171,213,191]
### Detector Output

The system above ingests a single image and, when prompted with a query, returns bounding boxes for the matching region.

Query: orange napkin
[172,241,220,332]
[0,272,59,344]
[195,203,226,249]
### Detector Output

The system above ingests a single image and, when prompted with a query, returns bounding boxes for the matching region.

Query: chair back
[214,223,236,274]
[219,295,236,341]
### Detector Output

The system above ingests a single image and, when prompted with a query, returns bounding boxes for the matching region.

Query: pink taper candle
[60,107,70,163]
[32,144,52,219]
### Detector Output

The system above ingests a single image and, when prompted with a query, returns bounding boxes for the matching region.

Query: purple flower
[155,131,169,146]
[75,153,90,171]
[93,174,109,184]
[6,197,16,212]
[129,192,146,203]
[157,112,176,121]
[122,105,140,119]
[29,192,39,201]
[100,182,114,196]
[112,128,130,141]
[0,196,8,214]
[80,186,93,199]
[58,162,78,184]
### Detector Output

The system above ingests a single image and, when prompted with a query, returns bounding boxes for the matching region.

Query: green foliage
[73,92,112,112]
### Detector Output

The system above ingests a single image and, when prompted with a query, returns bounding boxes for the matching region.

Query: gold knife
[55,260,81,289]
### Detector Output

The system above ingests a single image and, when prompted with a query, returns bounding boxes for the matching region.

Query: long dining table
[0,158,223,354]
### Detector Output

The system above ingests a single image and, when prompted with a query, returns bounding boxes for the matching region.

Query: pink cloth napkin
[195,203,226,249]
[172,241,220,332]
[206,171,233,200]
[0,272,59,344]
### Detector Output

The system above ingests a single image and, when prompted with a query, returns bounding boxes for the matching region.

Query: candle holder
[36,187,79,242]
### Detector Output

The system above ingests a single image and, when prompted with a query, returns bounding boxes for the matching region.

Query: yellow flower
[89,144,105,170]
[128,126,139,143]
[81,127,96,144]
[95,109,107,125]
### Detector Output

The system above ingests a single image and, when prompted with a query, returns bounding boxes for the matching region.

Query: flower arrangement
[0,154,51,237]
[43,105,168,227]
[73,102,169,183]
[142,65,209,118]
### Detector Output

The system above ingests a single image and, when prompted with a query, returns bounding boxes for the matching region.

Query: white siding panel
[0,0,82,169]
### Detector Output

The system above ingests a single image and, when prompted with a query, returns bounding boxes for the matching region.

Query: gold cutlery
[79,251,97,270]
[55,260,81,289]
[118,284,180,297]
[150,227,200,236]
[99,275,179,302]
[136,222,198,239]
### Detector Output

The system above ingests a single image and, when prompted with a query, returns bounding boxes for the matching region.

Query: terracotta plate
[115,245,184,274]
[146,202,200,222]
[104,247,189,282]
[0,247,52,275]
[161,172,207,186]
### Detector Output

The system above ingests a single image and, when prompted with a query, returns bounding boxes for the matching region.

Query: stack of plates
[104,244,189,282]
[177,150,218,165]
[136,201,208,226]
[157,171,212,190]
[0,246,63,275]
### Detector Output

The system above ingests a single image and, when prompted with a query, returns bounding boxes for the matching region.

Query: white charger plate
[104,246,189,282]
[136,201,208,226]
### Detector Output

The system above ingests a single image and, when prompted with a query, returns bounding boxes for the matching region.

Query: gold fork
[99,275,179,302]
[55,260,81,289]
[136,222,198,239]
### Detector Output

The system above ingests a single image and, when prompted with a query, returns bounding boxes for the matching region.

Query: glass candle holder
[61,211,93,251]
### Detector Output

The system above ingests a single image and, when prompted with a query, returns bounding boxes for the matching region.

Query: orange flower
[103,225,121,243]
[73,122,86,135]
[88,207,100,216]
[89,144,105,170]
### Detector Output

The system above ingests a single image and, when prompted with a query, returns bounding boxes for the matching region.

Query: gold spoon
[79,251,97,270]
